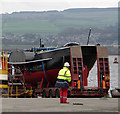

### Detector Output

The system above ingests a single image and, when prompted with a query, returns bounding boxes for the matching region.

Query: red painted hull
[23,69,61,88]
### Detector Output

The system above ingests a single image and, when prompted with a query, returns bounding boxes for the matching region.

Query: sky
[0,0,119,14]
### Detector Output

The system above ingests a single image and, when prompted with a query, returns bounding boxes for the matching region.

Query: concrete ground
[1,98,119,112]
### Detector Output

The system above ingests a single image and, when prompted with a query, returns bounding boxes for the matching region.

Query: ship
[8,42,109,90]
[7,29,110,97]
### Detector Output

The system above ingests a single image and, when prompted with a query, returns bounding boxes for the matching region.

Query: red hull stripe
[23,68,61,88]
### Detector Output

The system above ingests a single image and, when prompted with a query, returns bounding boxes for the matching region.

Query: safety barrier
[1,85,33,98]
[9,86,33,98]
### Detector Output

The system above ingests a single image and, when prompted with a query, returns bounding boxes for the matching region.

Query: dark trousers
[60,87,68,103]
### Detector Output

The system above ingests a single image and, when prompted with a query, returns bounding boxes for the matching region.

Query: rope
[36,53,47,81]
[42,61,47,81]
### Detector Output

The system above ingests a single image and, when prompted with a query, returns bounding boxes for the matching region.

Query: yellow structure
[0,51,35,98]
[0,51,9,98]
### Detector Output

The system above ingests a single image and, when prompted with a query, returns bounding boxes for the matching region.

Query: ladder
[8,67,26,98]
[97,57,110,90]
[71,57,84,91]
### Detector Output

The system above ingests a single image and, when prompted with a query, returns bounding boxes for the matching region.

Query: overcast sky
[0,0,119,13]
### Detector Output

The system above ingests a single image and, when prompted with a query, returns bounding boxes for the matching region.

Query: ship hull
[21,47,71,88]
[9,46,98,88]
[23,69,61,88]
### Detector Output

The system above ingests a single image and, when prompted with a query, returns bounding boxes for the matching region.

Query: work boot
[63,102,69,104]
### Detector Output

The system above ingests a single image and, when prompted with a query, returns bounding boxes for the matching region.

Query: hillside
[1,8,118,53]
[2,8,117,34]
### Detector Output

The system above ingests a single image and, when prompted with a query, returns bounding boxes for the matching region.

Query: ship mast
[87,28,91,45]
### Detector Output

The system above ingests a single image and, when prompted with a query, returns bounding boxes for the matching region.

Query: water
[88,55,119,91]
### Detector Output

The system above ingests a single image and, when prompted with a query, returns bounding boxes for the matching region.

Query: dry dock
[1,98,119,112]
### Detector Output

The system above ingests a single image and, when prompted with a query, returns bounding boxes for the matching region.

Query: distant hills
[2,8,117,34]
[2,8,118,53]
[12,7,117,13]
[64,8,117,12]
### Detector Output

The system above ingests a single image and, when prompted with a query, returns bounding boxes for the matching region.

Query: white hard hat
[64,62,70,67]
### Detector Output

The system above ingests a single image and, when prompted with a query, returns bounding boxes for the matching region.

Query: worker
[55,62,71,104]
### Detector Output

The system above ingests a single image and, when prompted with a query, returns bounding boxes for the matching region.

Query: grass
[2,10,117,35]
[3,20,61,34]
